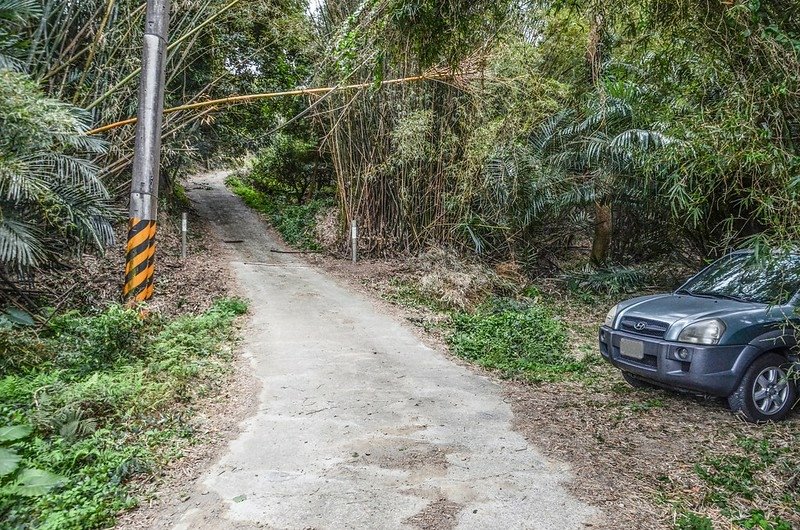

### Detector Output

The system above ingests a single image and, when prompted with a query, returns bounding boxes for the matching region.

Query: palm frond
[610,129,674,150]
[0,215,45,268]
[529,109,574,155]
[0,0,41,21]
[0,158,49,202]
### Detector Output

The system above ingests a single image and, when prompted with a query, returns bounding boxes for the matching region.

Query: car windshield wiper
[689,291,749,303]
[675,288,748,302]
[675,288,715,298]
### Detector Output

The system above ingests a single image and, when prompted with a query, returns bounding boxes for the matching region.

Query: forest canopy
[1,0,799,276]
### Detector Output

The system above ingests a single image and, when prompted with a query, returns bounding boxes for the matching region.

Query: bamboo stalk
[87,75,433,135]
[73,0,117,104]
[86,0,244,110]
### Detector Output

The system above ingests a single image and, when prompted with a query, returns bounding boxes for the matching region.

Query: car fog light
[676,347,690,361]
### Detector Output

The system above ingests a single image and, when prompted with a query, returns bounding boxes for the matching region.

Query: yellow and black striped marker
[123,218,158,302]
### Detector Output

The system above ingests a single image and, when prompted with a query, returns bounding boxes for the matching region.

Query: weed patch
[382,278,449,312]
[666,434,799,530]
[0,298,247,529]
[448,299,591,382]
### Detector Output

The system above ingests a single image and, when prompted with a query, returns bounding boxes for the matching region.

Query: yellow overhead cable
[87,75,433,135]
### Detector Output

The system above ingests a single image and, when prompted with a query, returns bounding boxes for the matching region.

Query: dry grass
[34,208,232,317]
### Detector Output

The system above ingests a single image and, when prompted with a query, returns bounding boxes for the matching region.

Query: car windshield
[679,253,800,305]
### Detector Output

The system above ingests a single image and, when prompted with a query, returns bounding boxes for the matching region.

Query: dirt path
[157,171,597,529]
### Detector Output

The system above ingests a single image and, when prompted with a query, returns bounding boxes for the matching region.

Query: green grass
[447,299,592,382]
[690,436,796,529]
[227,176,330,250]
[666,434,799,530]
[378,277,596,383]
[0,298,247,529]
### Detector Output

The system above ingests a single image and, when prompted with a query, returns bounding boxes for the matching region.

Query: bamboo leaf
[0,447,22,476]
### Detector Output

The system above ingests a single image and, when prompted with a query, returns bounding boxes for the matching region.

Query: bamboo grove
[306,0,800,268]
[2,0,800,280]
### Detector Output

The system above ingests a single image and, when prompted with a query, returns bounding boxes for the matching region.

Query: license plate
[620,338,645,360]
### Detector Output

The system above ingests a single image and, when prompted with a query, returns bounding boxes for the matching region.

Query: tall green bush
[249,132,330,203]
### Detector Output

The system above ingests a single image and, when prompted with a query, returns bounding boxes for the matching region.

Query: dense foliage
[0,0,311,277]
[0,298,247,529]
[0,70,114,271]
[228,174,330,250]
[304,0,800,274]
[449,298,589,382]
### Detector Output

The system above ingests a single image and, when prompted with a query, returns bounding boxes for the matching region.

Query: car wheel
[622,371,655,389]
[727,353,797,423]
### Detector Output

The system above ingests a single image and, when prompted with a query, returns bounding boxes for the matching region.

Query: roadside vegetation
[0,298,247,529]
[227,176,331,251]
[227,128,334,250]
[449,299,591,382]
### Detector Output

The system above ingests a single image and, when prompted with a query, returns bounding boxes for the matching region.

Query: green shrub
[0,330,53,373]
[270,199,330,249]
[49,305,146,370]
[228,176,331,250]
[249,132,323,203]
[448,299,586,381]
[0,297,247,529]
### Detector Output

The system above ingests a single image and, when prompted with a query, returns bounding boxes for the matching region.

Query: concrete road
[174,172,597,529]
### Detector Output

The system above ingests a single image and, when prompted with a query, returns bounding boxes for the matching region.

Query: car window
[681,253,800,305]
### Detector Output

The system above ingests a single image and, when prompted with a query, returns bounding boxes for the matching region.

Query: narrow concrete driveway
[174,172,597,529]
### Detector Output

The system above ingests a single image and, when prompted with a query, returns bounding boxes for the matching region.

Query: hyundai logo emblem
[634,321,647,331]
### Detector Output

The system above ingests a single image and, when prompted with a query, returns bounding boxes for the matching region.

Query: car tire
[622,371,656,389]
[727,353,797,423]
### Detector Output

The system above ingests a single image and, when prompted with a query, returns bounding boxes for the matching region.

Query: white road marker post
[181,212,188,260]
[351,220,358,264]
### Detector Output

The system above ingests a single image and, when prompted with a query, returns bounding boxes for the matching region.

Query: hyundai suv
[600,250,799,422]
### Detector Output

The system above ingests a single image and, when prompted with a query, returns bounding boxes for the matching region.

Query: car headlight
[678,319,726,345]
[604,304,619,328]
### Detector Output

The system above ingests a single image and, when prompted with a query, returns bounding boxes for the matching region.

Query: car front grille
[637,354,658,368]
[619,317,670,339]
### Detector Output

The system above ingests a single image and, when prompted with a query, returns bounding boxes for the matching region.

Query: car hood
[618,294,765,324]
[616,294,779,342]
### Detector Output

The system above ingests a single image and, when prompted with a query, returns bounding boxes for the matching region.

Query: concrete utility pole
[123,0,171,302]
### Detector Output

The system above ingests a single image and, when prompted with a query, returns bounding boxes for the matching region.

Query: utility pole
[123,0,170,302]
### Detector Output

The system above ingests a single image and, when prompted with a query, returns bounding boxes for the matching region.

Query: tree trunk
[591,201,612,266]
[587,11,611,266]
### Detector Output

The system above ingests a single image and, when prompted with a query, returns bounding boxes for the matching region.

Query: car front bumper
[599,326,755,397]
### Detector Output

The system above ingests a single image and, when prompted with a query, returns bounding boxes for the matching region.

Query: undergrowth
[672,434,798,530]
[448,299,592,382]
[0,298,247,529]
[227,176,331,250]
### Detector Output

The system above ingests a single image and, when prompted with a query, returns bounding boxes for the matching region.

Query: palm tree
[0,70,115,272]
[0,0,39,70]
[527,80,673,265]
